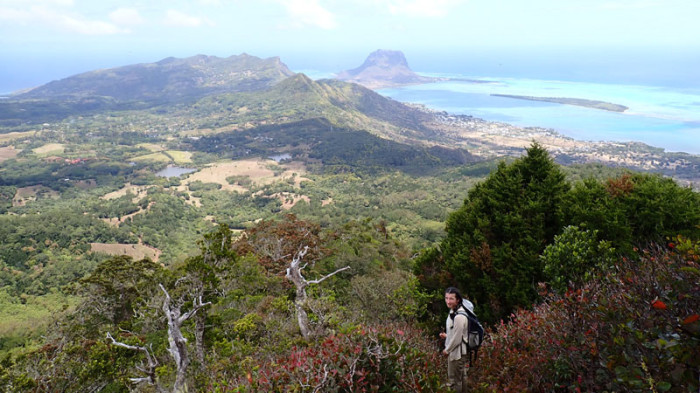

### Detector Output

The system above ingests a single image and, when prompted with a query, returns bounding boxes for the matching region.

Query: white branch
[178,295,212,324]
[307,266,351,285]
[313,364,329,393]
[106,332,159,387]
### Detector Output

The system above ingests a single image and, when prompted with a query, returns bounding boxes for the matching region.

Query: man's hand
[439,332,447,339]
[442,349,449,355]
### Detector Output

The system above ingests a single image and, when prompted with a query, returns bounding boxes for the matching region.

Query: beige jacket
[445,306,468,361]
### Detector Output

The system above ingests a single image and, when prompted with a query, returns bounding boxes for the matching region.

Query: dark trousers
[447,356,467,392]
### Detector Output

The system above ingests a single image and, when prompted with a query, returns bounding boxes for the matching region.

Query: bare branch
[178,295,212,324]
[106,332,159,389]
[307,266,351,285]
[313,364,329,393]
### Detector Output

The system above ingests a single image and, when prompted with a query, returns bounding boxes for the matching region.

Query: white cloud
[0,5,126,34]
[387,0,466,18]
[597,0,662,10]
[1,0,75,6]
[277,0,337,29]
[163,9,206,27]
[109,8,144,26]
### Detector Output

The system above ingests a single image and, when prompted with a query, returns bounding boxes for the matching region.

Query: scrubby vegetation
[1,142,698,392]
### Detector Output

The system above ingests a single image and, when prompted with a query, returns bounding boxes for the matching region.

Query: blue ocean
[374,74,700,155]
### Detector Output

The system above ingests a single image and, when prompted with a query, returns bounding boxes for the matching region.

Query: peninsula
[492,94,628,112]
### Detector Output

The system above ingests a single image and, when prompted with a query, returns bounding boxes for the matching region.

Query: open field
[137,143,165,152]
[181,158,310,192]
[33,143,65,155]
[101,183,152,201]
[130,152,171,163]
[90,242,161,262]
[13,186,59,207]
[166,150,193,164]
[0,131,35,144]
[0,146,18,162]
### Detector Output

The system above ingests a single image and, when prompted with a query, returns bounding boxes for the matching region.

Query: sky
[1,0,700,93]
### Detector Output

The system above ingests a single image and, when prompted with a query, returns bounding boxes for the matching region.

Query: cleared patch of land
[137,143,165,152]
[272,192,311,209]
[0,131,35,144]
[166,150,193,164]
[130,152,172,163]
[492,94,628,112]
[90,243,161,262]
[0,146,18,162]
[180,158,310,192]
[13,186,59,207]
[33,143,65,155]
[101,183,152,201]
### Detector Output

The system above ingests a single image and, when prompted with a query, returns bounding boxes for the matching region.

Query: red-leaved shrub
[212,323,447,392]
[468,245,700,392]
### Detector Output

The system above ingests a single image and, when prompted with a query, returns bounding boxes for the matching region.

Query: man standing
[439,287,468,392]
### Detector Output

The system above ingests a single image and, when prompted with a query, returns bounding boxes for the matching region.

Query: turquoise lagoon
[377,75,700,155]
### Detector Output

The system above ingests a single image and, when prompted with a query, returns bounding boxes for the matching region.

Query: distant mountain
[15,53,294,102]
[336,50,441,89]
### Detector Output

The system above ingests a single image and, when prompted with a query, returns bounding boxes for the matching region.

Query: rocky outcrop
[336,50,441,89]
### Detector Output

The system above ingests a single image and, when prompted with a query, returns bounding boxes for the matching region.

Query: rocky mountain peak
[336,49,439,89]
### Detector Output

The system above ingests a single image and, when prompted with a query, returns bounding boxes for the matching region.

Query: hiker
[439,286,469,393]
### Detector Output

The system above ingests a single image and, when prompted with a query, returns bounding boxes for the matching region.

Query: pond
[156,166,196,178]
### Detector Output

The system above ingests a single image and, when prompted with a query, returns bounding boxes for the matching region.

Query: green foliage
[421,143,570,323]
[541,225,616,293]
[76,255,164,329]
[562,173,700,254]
[348,269,429,323]
[0,186,14,214]
[188,180,223,192]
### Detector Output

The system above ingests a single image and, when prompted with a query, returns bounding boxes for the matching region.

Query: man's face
[445,293,458,309]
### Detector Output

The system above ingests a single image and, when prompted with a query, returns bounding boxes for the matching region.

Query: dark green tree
[417,143,570,323]
[75,255,163,330]
[176,223,238,365]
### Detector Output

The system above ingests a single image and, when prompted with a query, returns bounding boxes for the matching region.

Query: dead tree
[107,284,211,393]
[286,245,350,339]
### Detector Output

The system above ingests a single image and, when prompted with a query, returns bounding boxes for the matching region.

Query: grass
[0,131,35,144]
[137,143,165,152]
[166,150,193,164]
[33,143,65,156]
[0,146,19,162]
[90,242,161,262]
[130,152,172,163]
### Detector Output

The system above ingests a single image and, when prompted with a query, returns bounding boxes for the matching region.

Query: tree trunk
[194,311,206,366]
[295,287,311,339]
[159,284,210,393]
[286,246,349,339]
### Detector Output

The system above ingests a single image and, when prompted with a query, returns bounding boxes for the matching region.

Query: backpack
[451,299,484,366]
